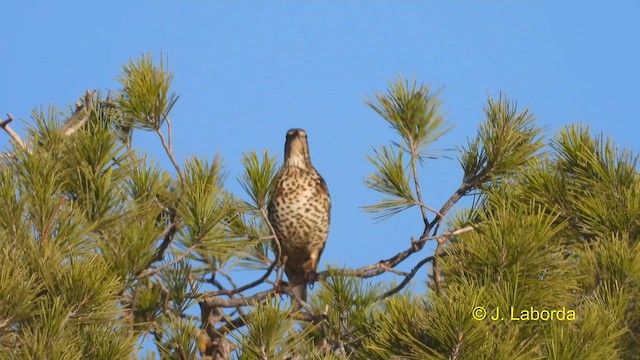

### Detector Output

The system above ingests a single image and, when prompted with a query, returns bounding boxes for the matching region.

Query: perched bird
[268,128,331,310]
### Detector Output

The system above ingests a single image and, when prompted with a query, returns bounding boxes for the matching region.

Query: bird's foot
[306,272,319,288]
[274,280,289,294]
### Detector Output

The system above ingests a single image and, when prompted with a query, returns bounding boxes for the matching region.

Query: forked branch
[318,225,474,280]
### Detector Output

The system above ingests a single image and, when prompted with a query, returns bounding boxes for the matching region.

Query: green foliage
[367,77,451,155]
[357,85,638,359]
[234,297,311,360]
[306,270,380,357]
[363,145,415,219]
[158,258,200,314]
[363,294,435,359]
[542,299,625,360]
[459,94,544,185]
[154,318,201,360]
[364,76,451,220]
[239,150,278,210]
[117,54,179,131]
[2,55,638,359]
[550,125,640,239]
[178,156,227,248]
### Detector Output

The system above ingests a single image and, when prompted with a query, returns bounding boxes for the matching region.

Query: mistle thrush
[268,128,331,310]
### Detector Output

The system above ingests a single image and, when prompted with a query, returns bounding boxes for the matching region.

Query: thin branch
[426,172,487,294]
[137,243,199,279]
[417,202,444,217]
[409,142,429,228]
[128,285,139,331]
[318,226,474,279]
[423,182,473,239]
[154,274,173,318]
[211,315,247,337]
[156,128,184,184]
[0,114,25,149]
[214,268,238,290]
[201,289,274,308]
[379,263,409,276]
[378,255,435,300]
[166,116,174,154]
[432,239,446,295]
[152,207,178,263]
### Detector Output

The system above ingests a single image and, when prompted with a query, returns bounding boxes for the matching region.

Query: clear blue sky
[2,0,639,353]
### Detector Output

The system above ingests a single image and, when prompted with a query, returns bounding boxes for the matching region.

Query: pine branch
[318,226,474,280]
[425,178,479,294]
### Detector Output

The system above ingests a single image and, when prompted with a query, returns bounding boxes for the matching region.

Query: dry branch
[0,114,25,150]
[1,90,96,158]
[60,90,96,135]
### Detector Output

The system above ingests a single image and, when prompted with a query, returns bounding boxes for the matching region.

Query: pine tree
[1,55,637,359]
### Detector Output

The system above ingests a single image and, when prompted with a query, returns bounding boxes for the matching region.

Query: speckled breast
[268,166,331,256]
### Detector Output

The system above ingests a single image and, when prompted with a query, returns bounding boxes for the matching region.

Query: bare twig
[166,116,174,154]
[156,128,184,184]
[379,263,409,276]
[0,114,25,149]
[208,277,228,292]
[417,202,444,217]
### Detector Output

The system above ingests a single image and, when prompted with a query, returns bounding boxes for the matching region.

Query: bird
[267,128,331,310]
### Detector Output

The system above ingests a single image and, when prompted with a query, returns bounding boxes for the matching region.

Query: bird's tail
[289,282,307,311]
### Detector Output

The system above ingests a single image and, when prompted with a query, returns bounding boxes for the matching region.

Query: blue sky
[2,0,639,354]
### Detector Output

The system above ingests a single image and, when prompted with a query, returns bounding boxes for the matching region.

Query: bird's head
[284,128,311,168]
